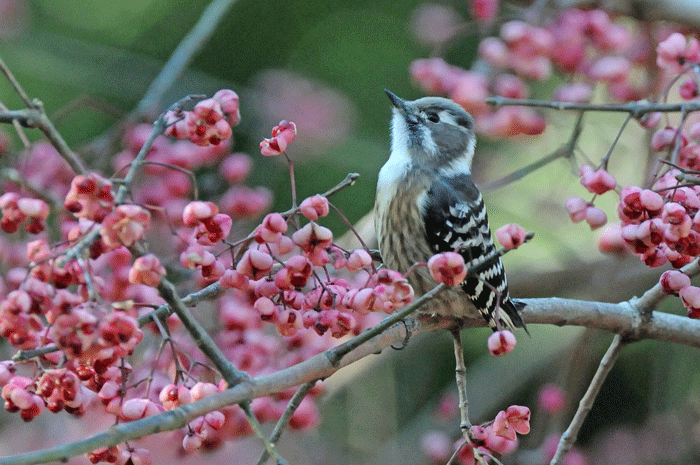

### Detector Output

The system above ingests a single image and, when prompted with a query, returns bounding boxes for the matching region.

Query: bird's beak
[385,89,411,116]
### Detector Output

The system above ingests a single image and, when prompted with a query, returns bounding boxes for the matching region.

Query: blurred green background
[1,0,700,464]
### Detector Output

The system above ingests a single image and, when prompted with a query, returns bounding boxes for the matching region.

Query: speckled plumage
[375,90,525,330]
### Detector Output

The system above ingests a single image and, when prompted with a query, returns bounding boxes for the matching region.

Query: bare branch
[451,327,472,435]
[0,107,86,176]
[486,96,700,117]
[6,286,700,464]
[155,278,249,386]
[549,335,625,465]
[256,381,317,465]
[136,0,239,115]
[482,111,584,192]
[520,297,700,346]
[0,55,31,107]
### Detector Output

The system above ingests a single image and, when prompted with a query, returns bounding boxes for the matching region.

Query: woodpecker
[375,90,525,330]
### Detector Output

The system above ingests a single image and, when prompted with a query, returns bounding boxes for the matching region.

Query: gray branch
[4,291,700,465]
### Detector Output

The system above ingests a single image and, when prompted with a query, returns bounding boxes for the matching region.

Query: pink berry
[487,330,517,356]
[579,165,616,195]
[469,0,498,24]
[495,223,527,249]
[427,252,467,286]
[679,285,700,316]
[656,32,700,74]
[585,206,608,230]
[565,197,588,223]
[660,270,691,294]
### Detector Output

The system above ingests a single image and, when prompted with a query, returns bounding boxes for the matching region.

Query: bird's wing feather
[422,175,526,330]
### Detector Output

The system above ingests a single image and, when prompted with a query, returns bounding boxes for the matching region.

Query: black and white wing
[422,175,526,330]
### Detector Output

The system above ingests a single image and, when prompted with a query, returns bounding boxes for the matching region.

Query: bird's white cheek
[390,113,410,152]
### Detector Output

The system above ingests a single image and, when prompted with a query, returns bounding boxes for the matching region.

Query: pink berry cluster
[0,193,49,234]
[218,201,413,339]
[616,185,700,268]
[165,89,241,146]
[113,125,270,227]
[0,91,299,459]
[421,403,531,464]
[64,173,115,222]
[659,270,700,318]
[410,5,651,137]
[565,164,617,231]
[556,30,700,318]
[0,299,143,422]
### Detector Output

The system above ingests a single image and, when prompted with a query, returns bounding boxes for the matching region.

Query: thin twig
[284,152,297,208]
[327,201,377,273]
[481,111,584,192]
[325,283,445,366]
[0,100,30,148]
[669,106,690,167]
[112,160,199,201]
[136,0,239,115]
[477,448,505,465]
[0,55,31,107]
[451,327,472,435]
[447,440,468,465]
[231,172,359,261]
[156,278,248,386]
[241,403,287,465]
[482,147,568,192]
[0,107,86,175]
[255,381,317,465]
[599,113,632,171]
[0,56,86,174]
[486,96,700,117]
[156,276,287,464]
[549,334,625,465]
[12,344,58,362]
[136,279,224,326]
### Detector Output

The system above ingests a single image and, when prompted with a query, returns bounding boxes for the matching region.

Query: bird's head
[385,89,476,174]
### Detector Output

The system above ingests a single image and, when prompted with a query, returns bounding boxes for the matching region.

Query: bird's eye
[426,112,440,123]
